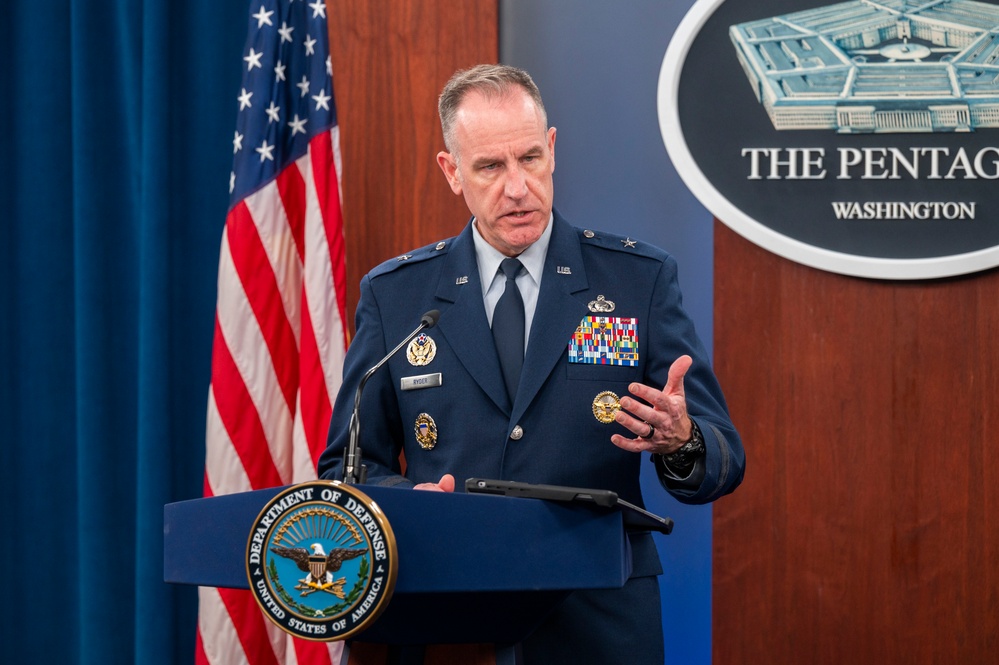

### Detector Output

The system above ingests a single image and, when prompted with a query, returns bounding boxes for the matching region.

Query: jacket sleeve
[645,255,745,504]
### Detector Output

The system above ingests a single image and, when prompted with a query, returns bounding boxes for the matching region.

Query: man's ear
[436,151,462,195]
[548,126,557,173]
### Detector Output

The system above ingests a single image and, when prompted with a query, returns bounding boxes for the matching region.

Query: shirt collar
[471,213,554,292]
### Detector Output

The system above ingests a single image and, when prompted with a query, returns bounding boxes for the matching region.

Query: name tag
[568,316,639,366]
[400,373,443,391]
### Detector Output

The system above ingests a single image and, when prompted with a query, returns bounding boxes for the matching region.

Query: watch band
[661,420,706,471]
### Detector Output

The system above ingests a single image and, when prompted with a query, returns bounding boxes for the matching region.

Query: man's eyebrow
[470,156,500,168]
[470,144,545,167]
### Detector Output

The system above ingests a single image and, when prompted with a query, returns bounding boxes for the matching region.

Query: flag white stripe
[331,126,344,206]
[291,392,318,483]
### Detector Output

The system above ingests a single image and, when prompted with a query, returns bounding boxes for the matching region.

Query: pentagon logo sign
[246,481,398,641]
[659,0,999,279]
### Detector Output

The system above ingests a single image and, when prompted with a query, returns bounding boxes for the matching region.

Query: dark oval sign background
[659,0,999,279]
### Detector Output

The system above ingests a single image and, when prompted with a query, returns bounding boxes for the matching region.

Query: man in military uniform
[318,64,744,664]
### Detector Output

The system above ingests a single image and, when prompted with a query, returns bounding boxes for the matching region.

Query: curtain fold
[1,1,248,662]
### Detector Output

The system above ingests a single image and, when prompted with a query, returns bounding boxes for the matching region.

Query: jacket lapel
[513,214,590,424]
[433,222,511,413]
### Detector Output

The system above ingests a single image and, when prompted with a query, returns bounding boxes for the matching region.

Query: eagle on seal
[270,543,369,598]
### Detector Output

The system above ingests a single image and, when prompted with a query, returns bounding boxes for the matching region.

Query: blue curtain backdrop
[1,1,246,662]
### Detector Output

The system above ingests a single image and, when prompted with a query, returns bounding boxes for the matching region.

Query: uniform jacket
[318,211,745,579]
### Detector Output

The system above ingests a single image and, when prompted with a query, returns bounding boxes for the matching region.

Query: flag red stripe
[225,203,300,413]
[276,162,308,265]
[299,292,333,465]
[210,317,284,489]
[293,639,333,665]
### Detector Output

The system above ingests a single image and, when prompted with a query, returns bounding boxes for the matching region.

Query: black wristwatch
[660,420,706,471]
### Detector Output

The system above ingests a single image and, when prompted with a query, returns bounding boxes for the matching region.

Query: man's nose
[503,166,528,199]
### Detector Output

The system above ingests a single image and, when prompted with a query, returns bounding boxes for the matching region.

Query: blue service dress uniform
[318,211,745,663]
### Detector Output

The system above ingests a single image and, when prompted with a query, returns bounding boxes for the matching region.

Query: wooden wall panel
[327,0,498,330]
[712,221,999,664]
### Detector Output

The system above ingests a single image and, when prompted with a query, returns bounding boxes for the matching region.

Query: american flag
[197,1,347,663]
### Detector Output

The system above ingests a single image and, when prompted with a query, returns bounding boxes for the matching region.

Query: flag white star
[233,130,243,153]
[312,88,331,111]
[304,34,317,56]
[238,88,253,110]
[297,75,310,97]
[252,6,274,28]
[309,0,326,18]
[278,21,294,43]
[265,101,280,123]
[326,55,332,76]
[274,61,287,81]
[230,171,236,193]
[256,140,275,162]
[288,114,308,135]
[244,48,263,71]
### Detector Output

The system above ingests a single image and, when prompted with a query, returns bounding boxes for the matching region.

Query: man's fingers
[437,473,456,492]
[414,473,456,492]
[665,355,693,394]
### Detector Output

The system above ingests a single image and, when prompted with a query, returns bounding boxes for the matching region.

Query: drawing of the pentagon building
[730,0,999,132]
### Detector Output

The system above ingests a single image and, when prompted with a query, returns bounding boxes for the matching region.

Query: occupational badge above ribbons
[246,481,398,641]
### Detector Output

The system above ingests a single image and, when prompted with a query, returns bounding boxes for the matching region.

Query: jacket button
[510,426,524,440]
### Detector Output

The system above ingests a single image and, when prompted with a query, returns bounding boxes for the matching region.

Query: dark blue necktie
[492,258,525,401]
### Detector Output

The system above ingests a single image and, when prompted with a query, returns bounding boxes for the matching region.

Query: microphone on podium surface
[342,309,440,485]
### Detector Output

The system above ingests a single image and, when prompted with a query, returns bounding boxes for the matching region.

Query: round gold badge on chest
[592,391,621,424]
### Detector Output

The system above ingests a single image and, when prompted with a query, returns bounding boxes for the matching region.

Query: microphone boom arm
[342,310,440,484]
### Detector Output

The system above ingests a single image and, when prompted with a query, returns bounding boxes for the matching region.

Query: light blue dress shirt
[471,214,554,352]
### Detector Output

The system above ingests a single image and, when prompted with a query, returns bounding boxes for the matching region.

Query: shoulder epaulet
[367,236,456,279]
[575,227,669,262]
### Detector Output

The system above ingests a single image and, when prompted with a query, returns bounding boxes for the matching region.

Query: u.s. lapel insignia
[557,266,572,275]
[407,333,437,366]
[588,295,616,313]
[415,413,438,449]
[455,276,469,285]
[592,391,621,424]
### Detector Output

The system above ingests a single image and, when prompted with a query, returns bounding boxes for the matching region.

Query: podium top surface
[164,482,632,595]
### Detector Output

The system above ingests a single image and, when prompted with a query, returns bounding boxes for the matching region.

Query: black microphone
[342,309,441,484]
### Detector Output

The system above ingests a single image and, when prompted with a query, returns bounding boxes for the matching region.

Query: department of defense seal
[407,333,437,366]
[592,391,621,424]
[246,481,398,641]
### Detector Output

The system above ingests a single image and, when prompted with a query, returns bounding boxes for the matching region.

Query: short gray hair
[438,64,548,154]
